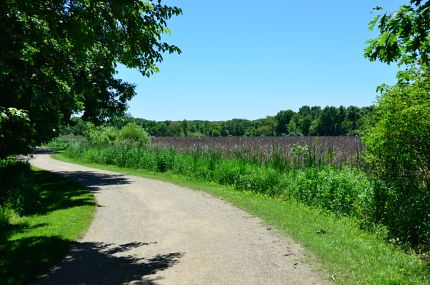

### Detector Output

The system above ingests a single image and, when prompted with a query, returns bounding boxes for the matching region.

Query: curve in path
[31,153,329,285]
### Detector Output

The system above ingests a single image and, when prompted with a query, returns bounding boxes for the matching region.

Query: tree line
[63,105,373,137]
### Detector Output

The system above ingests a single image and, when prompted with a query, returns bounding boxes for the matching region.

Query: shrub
[235,167,281,194]
[45,136,70,149]
[364,79,430,249]
[155,150,175,172]
[85,123,118,146]
[213,160,244,185]
[117,123,150,146]
[286,166,373,216]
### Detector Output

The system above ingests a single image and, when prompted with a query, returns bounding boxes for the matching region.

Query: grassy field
[53,151,430,285]
[0,167,95,285]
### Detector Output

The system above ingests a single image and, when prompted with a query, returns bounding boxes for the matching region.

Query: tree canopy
[365,0,430,80]
[65,105,372,138]
[0,0,181,157]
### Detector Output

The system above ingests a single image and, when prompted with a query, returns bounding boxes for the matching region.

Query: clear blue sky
[117,0,405,121]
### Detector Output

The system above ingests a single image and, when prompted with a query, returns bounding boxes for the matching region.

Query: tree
[274,110,294,136]
[0,0,182,157]
[317,107,337,135]
[287,117,300,136]
[297,106,312,136]
[364,0,430,247]
[365,0,430,80]
[0,108,32,158]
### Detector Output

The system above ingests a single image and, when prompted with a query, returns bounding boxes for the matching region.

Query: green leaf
[368,15,381,31]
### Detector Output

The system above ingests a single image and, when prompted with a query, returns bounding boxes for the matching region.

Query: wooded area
[63,105,373,137]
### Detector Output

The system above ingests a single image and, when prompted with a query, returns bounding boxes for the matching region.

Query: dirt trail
[31,153,329,285]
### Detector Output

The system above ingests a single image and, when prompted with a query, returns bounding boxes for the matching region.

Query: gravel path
[31,153,329,285]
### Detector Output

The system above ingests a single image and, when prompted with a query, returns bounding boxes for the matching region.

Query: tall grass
[151,136,363,166]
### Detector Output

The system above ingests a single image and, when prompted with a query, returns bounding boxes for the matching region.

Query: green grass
[0,168,95,285]
[53,151,430,284]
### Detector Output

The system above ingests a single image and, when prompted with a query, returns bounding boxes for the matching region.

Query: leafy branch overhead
[365,0,430,78]
[0,0,182,157]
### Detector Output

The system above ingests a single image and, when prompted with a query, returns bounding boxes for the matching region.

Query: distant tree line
[64,105,374,137]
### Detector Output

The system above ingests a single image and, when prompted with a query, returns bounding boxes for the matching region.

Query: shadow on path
[57,171,132,191]
[33,241,184,285]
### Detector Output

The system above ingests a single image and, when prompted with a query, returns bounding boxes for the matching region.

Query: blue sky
[117,0,405,121]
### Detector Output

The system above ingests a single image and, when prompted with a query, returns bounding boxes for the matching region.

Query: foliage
[117,122,150,146]
[364,79,430,248]
[0,0,181,156]
[85,123,118,146]
[84,122,150,147]
[289,167,374,218]
[123,105,373,137]
[365,0,430,78]
[0,108,32,158]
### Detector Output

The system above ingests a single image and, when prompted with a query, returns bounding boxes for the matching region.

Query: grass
[53,151,430,284]
[0,167,95,285]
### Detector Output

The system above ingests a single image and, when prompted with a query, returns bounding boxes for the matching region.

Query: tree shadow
[1,236,183,285]
[27,168,132,216]
[0,222,48,243]
[32,240,183,285]
[0,236,72,285]
[57,170,132,190]
[32,148,55,155]
[21,170,99,216]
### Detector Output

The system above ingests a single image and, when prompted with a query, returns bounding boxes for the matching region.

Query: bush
[364,79,430,249]
[235,167,281,194]
[117,123,150,146]
[285,166,373,216]
[213,160,244,185]
[45,136,70,149]
[82,122,150,148]
[85,123,118,146]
